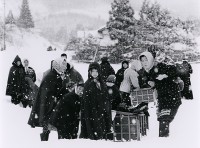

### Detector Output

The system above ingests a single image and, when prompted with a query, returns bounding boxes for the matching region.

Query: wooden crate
[130,88,155,106]
[112,111,141,141]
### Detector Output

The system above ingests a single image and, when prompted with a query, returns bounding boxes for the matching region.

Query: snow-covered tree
[18,0,34,28]
[107,0,136,52]
[5,10,15,25]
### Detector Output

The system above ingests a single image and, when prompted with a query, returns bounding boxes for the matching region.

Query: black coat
[100,61,115,82]
[49,91,81,138]
[149,63,182,110]
[107,85,122,110]
[115,61,129,88]
[138,68,152,88]
[25,67,36,82]
[176,62,193,99]
[28,69,63,127]
[63,67,84,87]
[6,55,28,97]
[80,63,111,140]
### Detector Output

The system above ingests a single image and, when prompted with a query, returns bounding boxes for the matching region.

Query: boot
[159,120,169,137]
[40,131,50,141]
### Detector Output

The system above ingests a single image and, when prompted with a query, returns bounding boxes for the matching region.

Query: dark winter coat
[49,91,81,139]
[149,63,182,110]
[176,62,193,99]
[28,69,63,128]
[80,62,111,140]
[100,58,115,82]
[24,67,36,82]
[115,60,129,88]
[63,65,84,87]
[24,67,38,101]
[138,68,152,88]
[6,55,28,97]
[107,85,122,110]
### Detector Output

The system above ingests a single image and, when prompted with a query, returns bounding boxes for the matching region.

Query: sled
[130,88,155,106]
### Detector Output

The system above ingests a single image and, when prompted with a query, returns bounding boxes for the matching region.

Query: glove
[156,74,168,80]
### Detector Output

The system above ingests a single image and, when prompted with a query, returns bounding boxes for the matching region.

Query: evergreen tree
[18,0,34,28]
[5,10,15,25]
[107,0,136,52]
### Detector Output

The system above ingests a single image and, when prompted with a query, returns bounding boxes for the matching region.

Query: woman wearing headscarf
[28,58,67,141]
[148,50,182,137]
[138,52,155,88]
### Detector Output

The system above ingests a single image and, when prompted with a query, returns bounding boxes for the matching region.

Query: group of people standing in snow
[6,47,193,141]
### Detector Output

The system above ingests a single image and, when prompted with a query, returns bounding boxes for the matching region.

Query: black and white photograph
[0,0,200,147]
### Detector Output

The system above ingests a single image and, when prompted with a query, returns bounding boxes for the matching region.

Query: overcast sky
[0,0,200,20]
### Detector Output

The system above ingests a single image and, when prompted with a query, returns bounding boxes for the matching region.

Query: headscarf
[52,58,67,74]
[139,52,154,72]
[130,60,142,72]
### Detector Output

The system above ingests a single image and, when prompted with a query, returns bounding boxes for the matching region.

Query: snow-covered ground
[0,48,200,148]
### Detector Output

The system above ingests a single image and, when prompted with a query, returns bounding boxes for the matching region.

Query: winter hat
[130,60,142,71]
[88,62,101,72]
[12,55,22,66]
[106,75,116,83]
[52,58,67,74]
[139,52,154,72]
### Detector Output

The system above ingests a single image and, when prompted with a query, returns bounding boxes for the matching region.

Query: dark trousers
[57,121,79,139]
[120,92,131,106]
[11,95,22,105]
[157,108,179,137]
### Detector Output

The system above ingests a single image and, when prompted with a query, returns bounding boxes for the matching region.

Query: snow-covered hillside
[1,25,64,51]
[0,48,200,148]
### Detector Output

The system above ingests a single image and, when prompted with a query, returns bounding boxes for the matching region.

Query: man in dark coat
[6,55,28,105]
[115,60,129,89]
[28,58,67,141]
[49,82,84,139]
[100,57,115,83]
[148,51,182,137]
[80,62,111,140]
[176,60,193,99]
[22,59,38,108]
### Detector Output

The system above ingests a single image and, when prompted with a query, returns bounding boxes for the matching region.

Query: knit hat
[106,75,116,83]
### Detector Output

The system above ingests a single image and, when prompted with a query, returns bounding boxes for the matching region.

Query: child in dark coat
[106,75,122,111]
[100,57,115,83]
[80,62,112,140]
[115,60,129,89]
[49,83,84,139]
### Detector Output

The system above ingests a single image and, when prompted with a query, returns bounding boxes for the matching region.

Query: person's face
[106,82,114,87]
[61,56,67,60]
[90,69,99,79]
[123,63,128,69]
[140,56,149,69]
[17,61,21,66]
[24,60,29,67]
[76,86,84,97]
